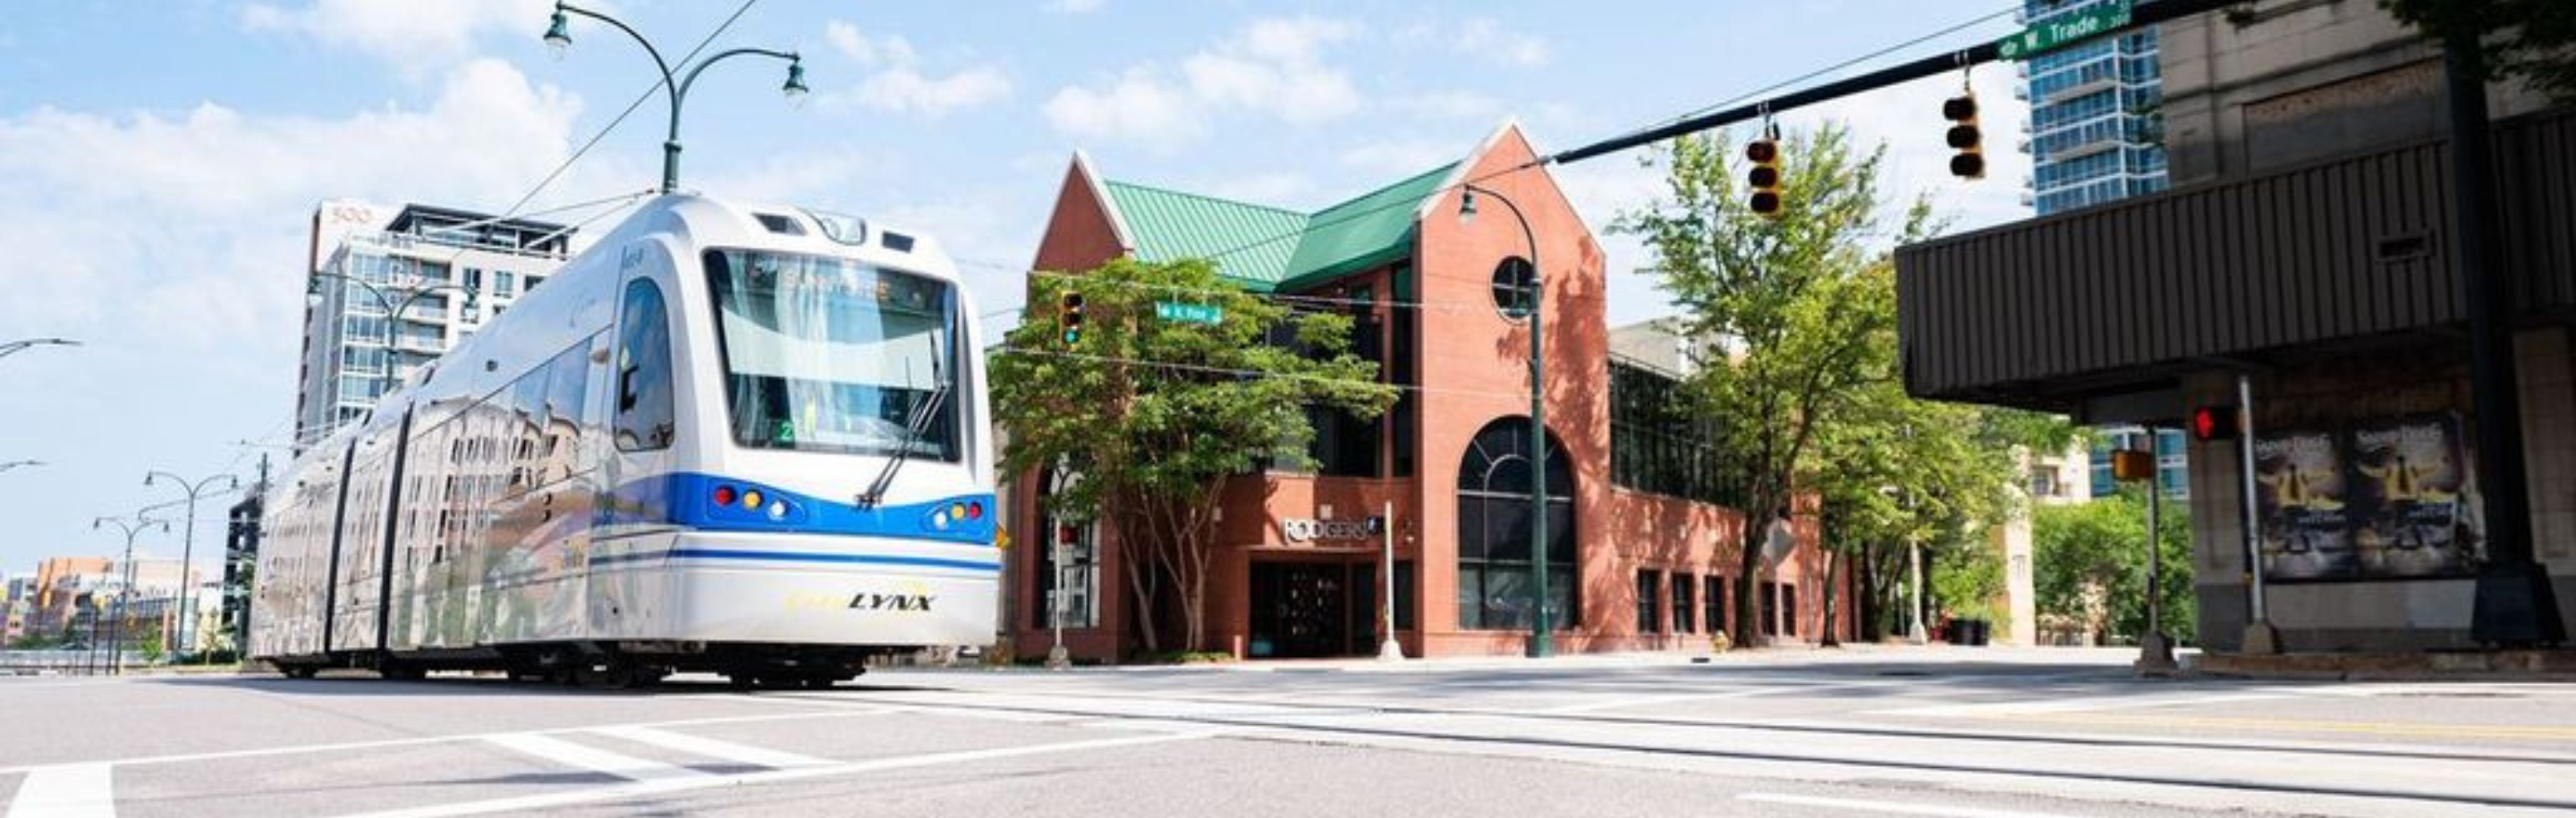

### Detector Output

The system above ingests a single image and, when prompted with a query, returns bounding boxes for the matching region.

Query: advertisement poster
[2346,413,2477,578]
[2253,429,2355,580]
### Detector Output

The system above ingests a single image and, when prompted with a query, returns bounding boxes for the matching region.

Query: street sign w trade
[1997,0,2132,61]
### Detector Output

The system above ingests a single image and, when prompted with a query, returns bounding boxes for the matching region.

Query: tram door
[1249,561,1374,658]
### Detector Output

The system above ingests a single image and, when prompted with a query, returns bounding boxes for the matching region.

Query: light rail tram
[250,194,997,687]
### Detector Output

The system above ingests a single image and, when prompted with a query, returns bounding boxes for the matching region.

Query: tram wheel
[281,665,318,679]
[726,674,758,691]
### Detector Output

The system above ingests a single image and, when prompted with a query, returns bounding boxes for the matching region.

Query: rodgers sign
[1281,518,1373,544]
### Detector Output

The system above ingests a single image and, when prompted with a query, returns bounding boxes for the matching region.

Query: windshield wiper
[858,365,952,510]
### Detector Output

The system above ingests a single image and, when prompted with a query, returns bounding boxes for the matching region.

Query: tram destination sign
[1996,0,2132,61]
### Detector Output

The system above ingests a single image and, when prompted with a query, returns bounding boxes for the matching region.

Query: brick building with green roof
[1011,123,1850,662]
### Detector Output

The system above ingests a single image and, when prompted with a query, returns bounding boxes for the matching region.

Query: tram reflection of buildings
[1008,125,1852,662]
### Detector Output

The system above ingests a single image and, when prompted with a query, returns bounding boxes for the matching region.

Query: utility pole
[2446,34,2567,647]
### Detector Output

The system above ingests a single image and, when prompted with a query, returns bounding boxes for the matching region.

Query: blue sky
[0,0,2032,576]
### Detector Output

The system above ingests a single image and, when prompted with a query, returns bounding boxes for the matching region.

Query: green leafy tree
[992,257,1397,655]
[2032,487,2195,645]
[1616,123,1923,647]
[2382,0,2576,102]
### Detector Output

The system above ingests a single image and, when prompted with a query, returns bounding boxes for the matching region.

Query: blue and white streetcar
[250,194,997,687]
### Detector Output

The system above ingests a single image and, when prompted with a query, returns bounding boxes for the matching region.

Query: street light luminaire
[544,8,572,60]
[1457,189,1479,224]
[783,59,809,105]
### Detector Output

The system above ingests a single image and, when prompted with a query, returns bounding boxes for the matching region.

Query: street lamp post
[0,337,78,362]
[93,515,169,675]
[308,271,479,440]
[1461,182,1553,658]
[545,2,808,194]
[148,470,241,663]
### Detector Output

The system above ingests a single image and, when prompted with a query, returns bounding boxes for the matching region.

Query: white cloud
[242,0,551,69]
[1340,137,1467,176]
[0,58,585,341]
[1452,18,1551,68]
[855,65,1014,118]
[1045,16,1362,148]
[1044,0,1106,13]
[1042,69,1208,149]
[820,21,1009,119]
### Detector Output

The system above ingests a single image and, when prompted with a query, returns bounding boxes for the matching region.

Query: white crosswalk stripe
[587,726,828,770]
[4,763,114,818]
[481,733,714,783]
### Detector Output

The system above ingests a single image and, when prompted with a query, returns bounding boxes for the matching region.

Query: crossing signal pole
[1745,127,1784,216]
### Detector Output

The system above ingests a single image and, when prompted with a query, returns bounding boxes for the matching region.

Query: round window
[1490,257,1536,319]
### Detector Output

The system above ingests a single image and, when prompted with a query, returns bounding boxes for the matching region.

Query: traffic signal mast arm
[1542,0,2245,168]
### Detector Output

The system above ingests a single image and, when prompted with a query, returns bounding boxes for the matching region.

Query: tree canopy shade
[2382,0,2576,102]
[2032,487,2195,645]
[1617,122,2080,647]
[990,257,1397,655]
[1614,123,1923,647]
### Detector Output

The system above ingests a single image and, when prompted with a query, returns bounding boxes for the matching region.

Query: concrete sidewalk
[2186,648,2576,680]
[1064,643,2142,674]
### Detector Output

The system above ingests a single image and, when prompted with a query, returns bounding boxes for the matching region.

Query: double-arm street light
[0,337,79,362]
[1460,182,1554,659]
[308,270,478,439]
[545,2,808,193]
[148,470,241,663]
[93,514,169,675]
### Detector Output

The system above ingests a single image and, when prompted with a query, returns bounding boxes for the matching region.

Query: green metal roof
[1101,181,1309,291]
[1099,162,1458,292]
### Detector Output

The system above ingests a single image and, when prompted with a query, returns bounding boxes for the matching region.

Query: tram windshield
[705,249,959,460]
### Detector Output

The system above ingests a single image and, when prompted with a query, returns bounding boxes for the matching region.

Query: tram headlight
[767,501,789,521]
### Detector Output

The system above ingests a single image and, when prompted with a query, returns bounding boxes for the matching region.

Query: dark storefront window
[1389,266,1417,477]
[1456,417,1577,631]
[1610,361,1737,505]
[1636,570,1663,634]
[1781,583,1799,637]
[1673,574,1696,635]
[1761,583,1781,637]
[1703,574,1728,634]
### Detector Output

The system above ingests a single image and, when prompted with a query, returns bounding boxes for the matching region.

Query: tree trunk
[1820,547,1842,647]
[1117,503,1162,656]
[1734,505,1767,649]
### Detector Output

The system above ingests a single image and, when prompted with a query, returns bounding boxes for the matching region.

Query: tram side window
[614,279,676,451]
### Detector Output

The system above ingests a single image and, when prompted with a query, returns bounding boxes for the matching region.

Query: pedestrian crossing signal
[1944,93,1985,180]
[1058,291,1085,347]
[1745,137,1783,216]
[2191,406,2241,442]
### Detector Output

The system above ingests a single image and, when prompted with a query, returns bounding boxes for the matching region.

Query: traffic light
[2110,450,2157,483]
[2190,405,2241,442]
[1058,291,1085,347]
[1944,93,1984,180]
[1745,136,1783,216]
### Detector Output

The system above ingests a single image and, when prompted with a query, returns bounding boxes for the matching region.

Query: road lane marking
[1739,793,2077,818]
[482,733,714,783]
[2018,713,2576,742]
[1873,693,2289,719]
[0,707,894,775]
[4,763,114,818]
[586,725,827,770]
[327,732,1208,818]
[1542,679,1923,713]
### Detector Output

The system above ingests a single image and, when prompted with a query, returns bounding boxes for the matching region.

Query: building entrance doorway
[1248,560,1376,659]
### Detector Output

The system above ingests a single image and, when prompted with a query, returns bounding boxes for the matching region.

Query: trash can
[1956,619,1990,646]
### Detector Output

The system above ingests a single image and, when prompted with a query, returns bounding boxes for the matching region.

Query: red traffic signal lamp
[1745,137,1783,216]
[1058,291,1086,347]
[1944,93,1985,180]
[2191,405,2242,442]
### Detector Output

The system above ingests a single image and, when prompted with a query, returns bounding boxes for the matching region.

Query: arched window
[1456,417,1576,630]
[613,278,675,452]
[1489,257,1535,319]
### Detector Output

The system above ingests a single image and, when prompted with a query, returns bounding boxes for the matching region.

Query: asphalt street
[4,646,2573,817]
